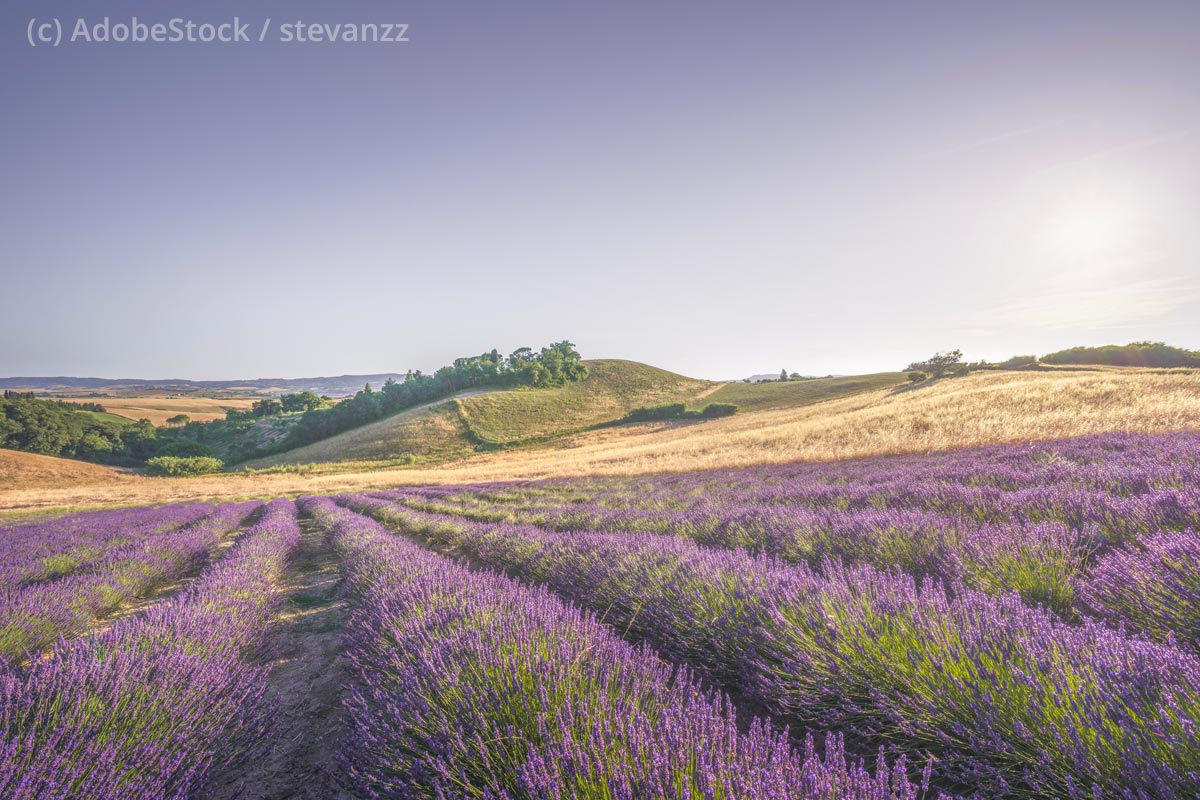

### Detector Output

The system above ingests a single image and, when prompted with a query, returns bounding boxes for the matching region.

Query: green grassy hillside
[77,410,135,426]
[459,360,714,446]
[701,372,907,413]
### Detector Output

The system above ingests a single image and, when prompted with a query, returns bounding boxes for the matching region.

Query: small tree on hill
[165,414,190,426]
[780,369,789,382]
[905,349,966,379]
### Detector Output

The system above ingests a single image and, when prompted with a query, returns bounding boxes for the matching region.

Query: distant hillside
[704,373,906,413]
[58,397,257,425]
[0,374,407,398]
[240,362,915,469]
[243,360,714,467]
[404,366,1200,482]
[9,365,1200,514]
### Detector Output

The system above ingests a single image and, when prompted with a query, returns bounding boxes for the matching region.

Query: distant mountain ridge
[0,374,408,397]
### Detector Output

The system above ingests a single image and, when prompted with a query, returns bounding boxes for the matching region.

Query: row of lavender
[0,499,301,799]
[343,494,1200,798]
[402,430,1200,513]
[375,431,1200,649]
[0,503,217,588]
[0,501,260,662]
[303,497,928,799]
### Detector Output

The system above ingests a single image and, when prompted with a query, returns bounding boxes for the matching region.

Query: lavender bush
[305,497,927,800]
[1078,528,1200,651]
[0,503,215,589]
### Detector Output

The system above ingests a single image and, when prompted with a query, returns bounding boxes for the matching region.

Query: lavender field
[1,431,1198,798]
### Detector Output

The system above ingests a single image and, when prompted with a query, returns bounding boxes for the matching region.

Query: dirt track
[200,518,362,800]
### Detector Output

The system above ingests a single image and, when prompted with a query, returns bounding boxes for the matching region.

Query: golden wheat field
[55,397,257,425]
[3,367,1199,515]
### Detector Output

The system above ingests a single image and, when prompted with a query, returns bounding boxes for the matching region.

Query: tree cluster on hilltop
[274,341,588,450]
[1041,342,1200,368]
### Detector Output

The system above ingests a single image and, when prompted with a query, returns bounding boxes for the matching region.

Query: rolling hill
[243,363,910,469]
[242,360,715,468]
[426,365,1200,480]
[458,360,715,446]
[4,365,1200,513]
[241,396,478,468]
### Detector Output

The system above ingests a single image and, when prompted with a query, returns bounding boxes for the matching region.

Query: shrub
[145,456,224,477]
[999,355,1039,370]
[907,371,928,383]
[623,403,687,423]
[951,365,971,377]
[700,403,738,418]
[154,440,213,458]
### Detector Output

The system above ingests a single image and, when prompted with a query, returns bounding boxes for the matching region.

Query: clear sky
[2,0,1198,380]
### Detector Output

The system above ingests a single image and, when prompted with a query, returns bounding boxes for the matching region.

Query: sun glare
[1044,180,1143,262]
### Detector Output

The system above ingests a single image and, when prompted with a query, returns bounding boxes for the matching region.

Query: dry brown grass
[4,367,1199,514]
[55,397,257,425]
[0,450,135,491]
[445,367,1200,477]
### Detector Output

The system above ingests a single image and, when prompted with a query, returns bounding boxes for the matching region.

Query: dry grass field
[56,397,257,425]
[244,399,478,468]
[446,366,1200,477]
[4,367,1199,515]
[0,450,135,492]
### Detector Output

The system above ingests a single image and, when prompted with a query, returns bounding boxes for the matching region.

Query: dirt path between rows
[200,518,362,800]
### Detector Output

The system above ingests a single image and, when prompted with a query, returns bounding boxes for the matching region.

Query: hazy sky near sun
[2,0,1198,380]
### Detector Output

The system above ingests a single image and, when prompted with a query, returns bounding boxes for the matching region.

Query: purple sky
[3,0,1198,380]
